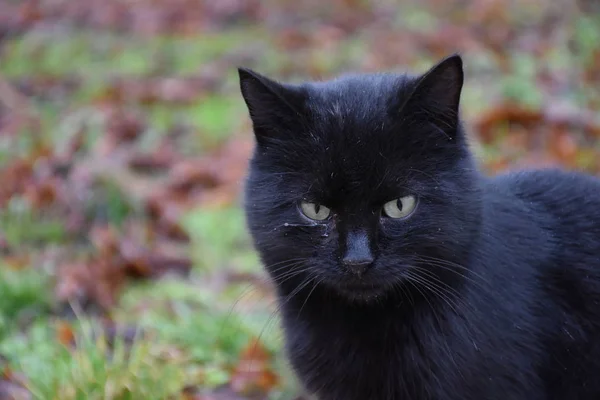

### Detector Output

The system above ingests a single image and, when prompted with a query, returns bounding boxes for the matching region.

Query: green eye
[300,202,331,221]
[382,195,417,219]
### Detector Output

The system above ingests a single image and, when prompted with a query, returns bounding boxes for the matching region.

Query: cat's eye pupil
[396,199,403,211]
[314,204,321,214]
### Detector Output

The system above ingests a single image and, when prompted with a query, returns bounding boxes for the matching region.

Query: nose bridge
[340,225,375,277]
[338,208,376,253]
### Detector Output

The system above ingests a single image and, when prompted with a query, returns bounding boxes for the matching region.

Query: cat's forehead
[297,130,413,205]
[302,73,420,147]
[305,73,411,121]
[300,77,413,157]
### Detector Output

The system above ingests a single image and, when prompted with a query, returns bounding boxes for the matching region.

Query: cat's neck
[279,279,452,329]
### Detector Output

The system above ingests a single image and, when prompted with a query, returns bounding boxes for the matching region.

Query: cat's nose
[342,257,374,277]
[342,230,374,277]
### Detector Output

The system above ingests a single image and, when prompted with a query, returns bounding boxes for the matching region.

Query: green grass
[114,277,290,393]
[116,279,276,385]
[0,265,52,342]
[0,206,67,247]
[1,319,186,400]
[0,271,289,398]
[0,29,271,79]
[500,52,544,107]
[0,26,273,162]
[84,178,138,226]
[573,15,600,66]
[188,95,246,149]
[183,206,260,273]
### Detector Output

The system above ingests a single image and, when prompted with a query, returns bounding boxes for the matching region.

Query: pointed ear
[238,68,307,144]
[400,54,464,138]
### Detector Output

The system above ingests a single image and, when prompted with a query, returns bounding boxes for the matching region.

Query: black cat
[238,54,600,400]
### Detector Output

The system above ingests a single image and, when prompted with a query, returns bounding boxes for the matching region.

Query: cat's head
[239,55,482,303]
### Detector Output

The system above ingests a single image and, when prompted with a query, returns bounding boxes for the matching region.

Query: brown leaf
[56,320,76,347]
[169,160,221,193]
[475,104,544,144]
[146,192,192,241]
[547,127,578,166]
[120,237,192,278]
[23,177,59,207]
[55,257,126,311]
[0,159,33,207]
[96,77,209,107]
[56,221,193,311]
[128,147,176,174]
[18,1,42,25]
[483,156,510,174]
[230,338,279,396]
[90,225,120,259]
[3,256,30,271]
[95,108,145,155]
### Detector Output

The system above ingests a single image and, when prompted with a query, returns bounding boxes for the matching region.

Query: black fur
[238,55,600,400]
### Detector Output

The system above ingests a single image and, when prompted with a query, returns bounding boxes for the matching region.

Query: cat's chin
[330,281,391,303]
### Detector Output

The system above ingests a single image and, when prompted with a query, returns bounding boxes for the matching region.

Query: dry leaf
[56,320,76,347]
[230,338,279,396]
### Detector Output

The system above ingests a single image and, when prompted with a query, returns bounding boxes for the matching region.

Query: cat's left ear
[400,54,464,138]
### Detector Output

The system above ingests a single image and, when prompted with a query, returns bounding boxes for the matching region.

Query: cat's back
[488,168,600,228]
[487,168,600,399]
[486,167,600,289]
[484,167,600,269]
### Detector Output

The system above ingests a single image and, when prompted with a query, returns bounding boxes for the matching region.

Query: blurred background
[0,0,598,398]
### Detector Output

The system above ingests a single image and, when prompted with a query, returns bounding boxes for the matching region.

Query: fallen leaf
[229,338,279,396]
[56,320,76,347]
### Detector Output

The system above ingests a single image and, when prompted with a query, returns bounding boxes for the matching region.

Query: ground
[0,0,599,399]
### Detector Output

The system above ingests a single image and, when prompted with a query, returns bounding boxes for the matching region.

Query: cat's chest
[283,309,456,400]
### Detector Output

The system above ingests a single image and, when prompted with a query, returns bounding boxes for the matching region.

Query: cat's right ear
[238,68,307,144]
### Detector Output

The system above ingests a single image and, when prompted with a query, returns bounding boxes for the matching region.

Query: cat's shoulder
[485,168,600,222]
[488,168,600,200]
